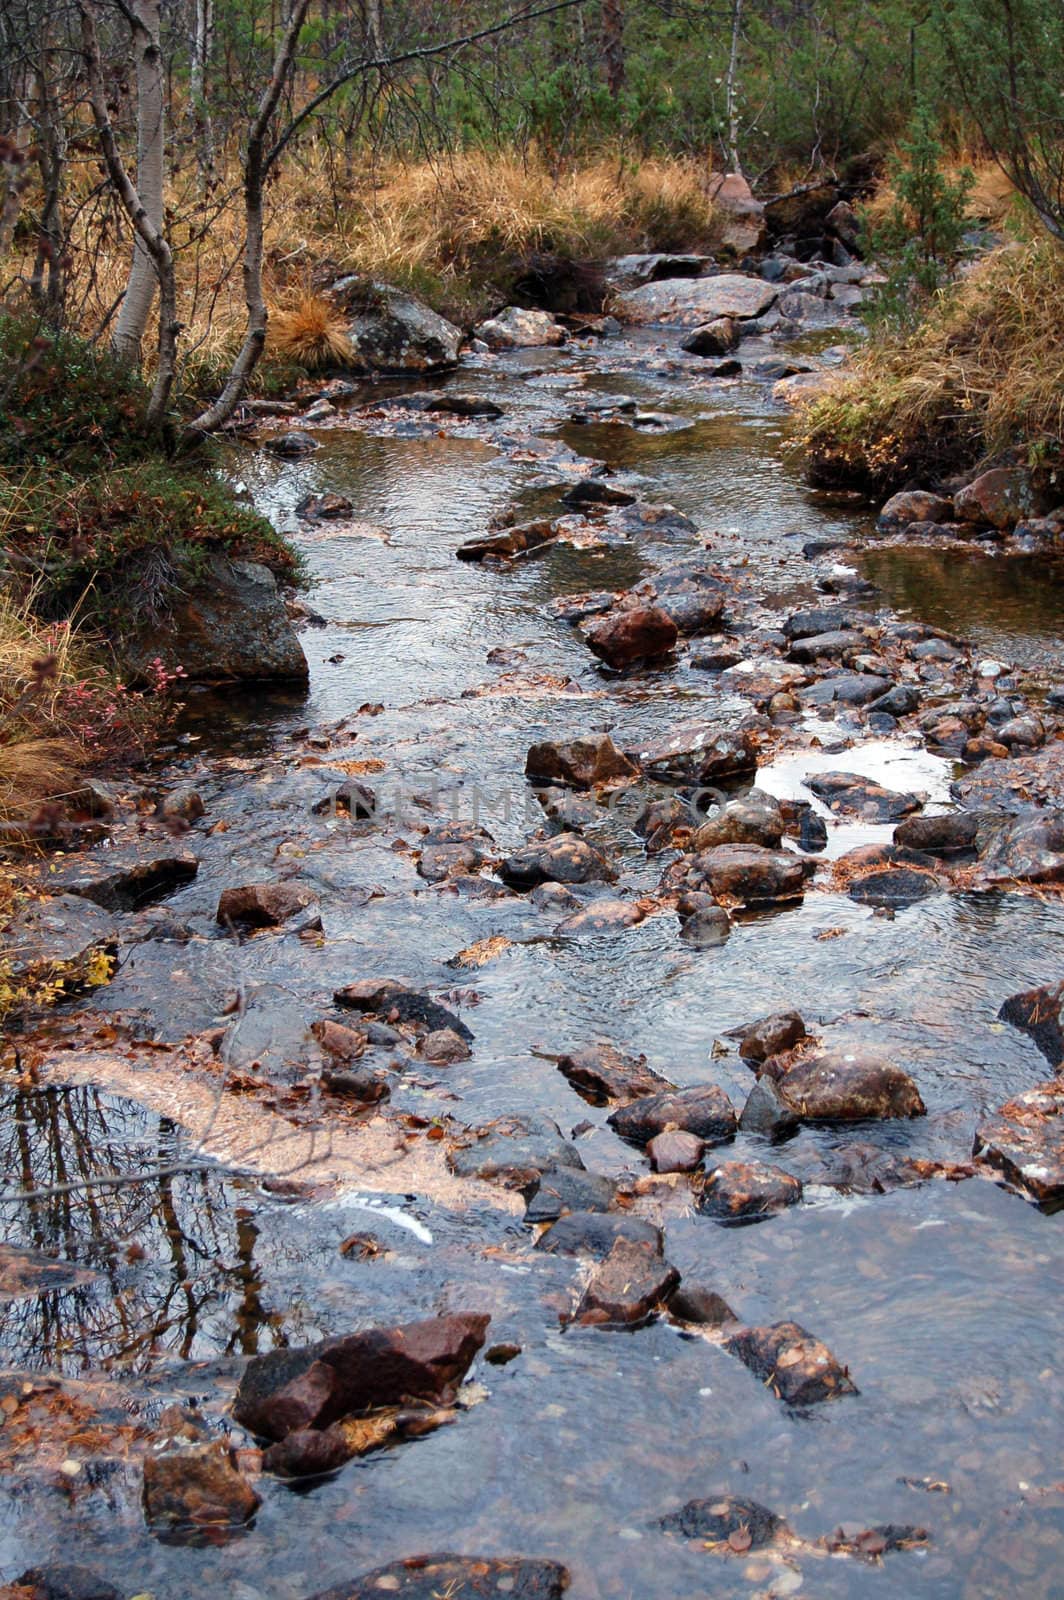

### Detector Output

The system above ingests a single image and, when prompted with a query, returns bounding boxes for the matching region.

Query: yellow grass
[0,587,87,824]
[794,238,1064,490]
[269,289,352,369]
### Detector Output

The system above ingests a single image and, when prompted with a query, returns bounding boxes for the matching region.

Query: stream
[3,312,1064,1598]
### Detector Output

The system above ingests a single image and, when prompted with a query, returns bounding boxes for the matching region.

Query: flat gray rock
[613,274,778,325]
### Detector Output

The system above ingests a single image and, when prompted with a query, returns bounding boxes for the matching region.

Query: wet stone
[787,628,864,661]
[557,1044,674,1105]
[524,1167,618,1223]
[801,672,891,706]
[678,901,732,947]
[449,1116,583,1191]
[311,778,377,819]
[2,894,118,994]
[535,787,601,832]
[608,1084,738,1148]
[583,604,679,669]
[303,1555,571,1600]
[576,1237,681,1328]
[217,881,318,928]
[668,1284,738,1326]
[637,723,759,783]
[419,1027,471,1064]
[14,1569,122,1600]
[233,1314,489,1441]
[739,1009,807,1063]
[974,1081,1064,1201]
[46,847,198,912]
[535,1211,664,1259]
[417,822,495,883]
[334,981,474,1042]
[661,1494,783,1548]
[999,979,1064,1068]
[848,866,939,906]
[498,835,613,889]
[804,771,923,821]
[681,316,739,356]
[952,742,1064,813]
[724,1320,858,1405]
[647,1130,706,1172]
[690,792,783,851]
[142,1441,261,1537]
[555,897,645,935]
[525,733,637,789]
[869,684,920,717]
[739,1075,801,1136]
[561,478,637,509]
[261,1424,357,1479]
[682,843,812,907]
[894,812,983,855]
[698,1159,803,1222]
[457,518,560,562]
[321,1067,390,1103]
[977,812,1064,885]
[773,1048,926,1122]
[782,604,857,640]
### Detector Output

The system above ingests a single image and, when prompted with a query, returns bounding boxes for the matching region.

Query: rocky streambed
[3,269,1064,1600]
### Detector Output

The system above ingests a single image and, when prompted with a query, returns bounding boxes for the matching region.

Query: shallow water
[5,321,1064,1598]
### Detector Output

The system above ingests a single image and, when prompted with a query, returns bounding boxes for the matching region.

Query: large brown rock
[232,1314,489,1442]
[608,1084,737,1148]
[691,793,783,851]
[557,1044,673,1104]
[877,490,953,531]
[698,1160,803,1221]
[773,1048,925,1121]
[954,466,1036,529]
[525,734,638,789]
[217,881,317,928]
[304,1555,570,1600]
[583,605,679,668]
[684,844,812,907]
[124,558,308,686]
[637,723,759,784]
[498,835,613,889]
[974,1081,1064,1201]
[707,171,767,253]
[724,1320,858,1405]
[999,979,1064,1067]
[804,772,923,822]
[142,1441,260,1534]
[577,1237,681,1328]
[614,274,777,325]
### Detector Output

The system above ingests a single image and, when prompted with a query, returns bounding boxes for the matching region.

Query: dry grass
[862,155,1020,232]
[269,289,352,368]
[794,238,1064,491]
[0,589,87,825]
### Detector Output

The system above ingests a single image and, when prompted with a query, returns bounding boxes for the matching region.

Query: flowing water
[3,323,1064,1598]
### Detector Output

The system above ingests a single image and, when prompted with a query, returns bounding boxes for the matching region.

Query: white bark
[111,0,165,367]
[725,0,744,178]
[190,0,215,181]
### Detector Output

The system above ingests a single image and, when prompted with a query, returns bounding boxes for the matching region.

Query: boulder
[217,881,317,928]
[999,980,1064,1068]
[379,392,502,418]
[977,812,1064,885]
[803,772,923,822]
[724,1320,858,1404]
[773,1048,925,1121]
[557,1044,673,1104]
[329,278,462,373]
[525,734,638,789]
[524,1167,617,1223]
[974,1081,1064,1201]
[877,490,953,531]
[535,1211,664,1259]
[46,847,197,912]
[233,1314,489,1442]
[647,1129,706,1173]
[475,306,567,349]
[661,1495,783,1548]
[583,605,679,668]
[637,723,759,783]
[576,1237,681,1328]
[954,467,1035,529]
[123,558,308,686]
[303,1556,570,1600]
[2,894,118,995]
[608,1084,737,1148]
[739,1010,806,1063]
[498,835,613,889]
[783,606,858,642]
[677,897,733,948]
[449,1116,583,1191]
[698,1160,803,1221]
[613,274,778,326]
[142,1441,260,1534]
[683,844,812,907]
[691,793,783,851]
[606,253,711,288]
[681,318,739,357]
[707,171,767,253]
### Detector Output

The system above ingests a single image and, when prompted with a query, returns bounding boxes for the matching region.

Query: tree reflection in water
[0,1084,297,1373]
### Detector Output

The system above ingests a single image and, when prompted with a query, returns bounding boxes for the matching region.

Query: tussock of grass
[269,290,352,369]
[0,591,86,824]
[794,239,1064,492]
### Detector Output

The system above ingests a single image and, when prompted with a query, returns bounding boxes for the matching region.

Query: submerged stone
[698,1159,803,1221]
[576,1237,681,1327]
[524,1167,618,1223]
[303,1555,570,1600]
[449,1116,583,1191]
[142,1441,261,1536]
[975,1081,1064,1201]
[804,771,923,822]
[724,1320,858,1405]
[773,1048,926,1122]
[557,1044,673,1105]
[525,734,637,789]
[498,835,614,889]
[535,1211,664,1259]
[999,979,1064,1067]
[661,1494,783,1547]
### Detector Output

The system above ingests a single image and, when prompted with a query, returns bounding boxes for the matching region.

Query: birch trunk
[111,0,165,367]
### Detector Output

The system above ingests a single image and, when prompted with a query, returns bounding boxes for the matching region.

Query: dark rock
[782,605,856,640]
[690,792,783,851]
[804,771,922,822]
[739,1010,806,1063]
[848,866,939,905]
[217,881,317,928]
[974,1081,1064,1201]
[681,317,739,357]
[788,628,864,662]
[651,564,729,636]
[417,821,495,883]
[704,358,743,377]
[661,1494,783,1548]
[457,518,559,561]
[157,786,205,824]
[637,723,759,784]
[877,490,953,531]
[800,673,891,707]
[297,491,355,519]
[262,1425,356,1479]
[498,835,613,889]
[683,844,812,907]
[647,1130,706,1172]
[15,1568,122,1600]
[303,1554,570,1600]
[334,980,474,1042]
[765,182,840,238]
[536,787,601,831]
[677,895,732,947]
[267,430,318,457]
[449,1116,583,1191]
[823,1524,930,1560]
[233,1314,489,1442]
[525,734,638,789]
[558,1044,673,1104]
[329,278,462,373]
[583,605,679,669]
[999,980,1064,1068]
[123,557,308,686]
[46,848,197,912]
[142,1441,261,1535]
[524,1167,617,1223]
[561,479,637,509]
[321,1067,389,1103]
[997,713,1046,750]
[535,1211,664,1259]
[869,685,920,717]
[724,1320,858,1404]
[739,1076,801,1136]
[976,812,1064,885]
[312,780,377,819]
[577,1237,681,1327]
[382,392,502,418]
[667,1284,738,1326]
[2,894,118,996]
[774,1048,925,1121]
[608,1085,737,1148]
[698,1159,803,1221]
[894,812,982,855]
